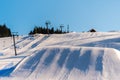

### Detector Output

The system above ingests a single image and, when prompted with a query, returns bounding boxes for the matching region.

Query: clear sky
[0,0,120,35]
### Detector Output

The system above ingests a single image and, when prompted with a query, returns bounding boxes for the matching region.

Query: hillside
[0,32,120,80]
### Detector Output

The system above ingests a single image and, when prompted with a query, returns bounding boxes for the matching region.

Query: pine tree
[0,24,12,37]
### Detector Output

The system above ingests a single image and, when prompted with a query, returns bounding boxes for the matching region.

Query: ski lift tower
[12,32,18,56]
[45,20,51,35]
[67,25,69,33]
[60,24,64,33]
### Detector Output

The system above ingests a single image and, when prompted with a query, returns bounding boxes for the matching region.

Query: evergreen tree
[0,24,12,37]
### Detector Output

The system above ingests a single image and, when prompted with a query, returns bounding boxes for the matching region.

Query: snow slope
[0,32,120,80]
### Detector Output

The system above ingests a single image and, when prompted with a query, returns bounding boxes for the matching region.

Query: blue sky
[0,0,120,35]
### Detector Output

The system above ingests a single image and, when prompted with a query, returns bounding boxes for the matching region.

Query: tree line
[29,21,69,35]
[29,26,68,35]
[0,24,12,37]
[0,21,97,38]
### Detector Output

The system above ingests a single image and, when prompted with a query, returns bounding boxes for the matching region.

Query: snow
[0,32,120,80]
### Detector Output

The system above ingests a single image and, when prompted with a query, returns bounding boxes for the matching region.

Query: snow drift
[8,46,120,80]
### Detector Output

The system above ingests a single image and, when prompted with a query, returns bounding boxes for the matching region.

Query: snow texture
[0,32,120,80]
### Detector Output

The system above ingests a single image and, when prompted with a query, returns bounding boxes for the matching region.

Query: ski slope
[0,32,120,80]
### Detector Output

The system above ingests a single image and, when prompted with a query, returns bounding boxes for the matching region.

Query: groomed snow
[0,32,120,80]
